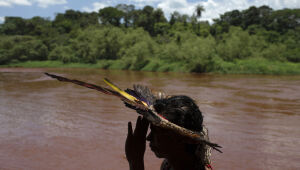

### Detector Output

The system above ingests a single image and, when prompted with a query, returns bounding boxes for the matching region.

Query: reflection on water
[0,68,299,170]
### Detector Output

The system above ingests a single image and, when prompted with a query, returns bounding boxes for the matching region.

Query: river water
[0,68,299,170]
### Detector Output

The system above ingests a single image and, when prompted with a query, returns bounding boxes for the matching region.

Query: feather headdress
[45,73,222,152]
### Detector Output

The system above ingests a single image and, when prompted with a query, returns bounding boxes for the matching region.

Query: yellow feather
[103,78,147,106]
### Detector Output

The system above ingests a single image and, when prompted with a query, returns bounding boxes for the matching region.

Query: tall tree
[242,6,260,29]
[153,8,167,23]
[169,11,181,25]
[194,4,205,35]
[1,17,26,35]
[195,5,205,19]
[219,10,242,26]
[98,7,124,26]
[133,5,156,35]
[116,4,135,27]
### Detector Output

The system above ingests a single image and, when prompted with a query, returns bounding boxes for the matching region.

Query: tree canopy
[0,4,299,73]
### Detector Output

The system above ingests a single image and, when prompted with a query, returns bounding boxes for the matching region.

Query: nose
[146,131,153,141]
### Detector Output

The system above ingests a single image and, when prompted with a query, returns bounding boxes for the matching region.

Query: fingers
[141,116,149,126]
[140,116,149,135]
[134,116,149,137]
[134,116,142,134]
[127,121,133,136]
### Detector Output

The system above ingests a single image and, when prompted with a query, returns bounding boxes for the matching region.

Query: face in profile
[148,95,203,158]
[146,124,182,158]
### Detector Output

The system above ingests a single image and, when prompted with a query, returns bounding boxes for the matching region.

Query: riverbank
[1,58,300,75]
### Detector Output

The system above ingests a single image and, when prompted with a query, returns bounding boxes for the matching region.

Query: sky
[0,0,300,23]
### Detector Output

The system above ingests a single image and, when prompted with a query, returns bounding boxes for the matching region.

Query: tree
[133,5,156,35]
[169,11,191,24]
[98,7,124,26]
[267,8,300,33]
[257,5,273,28]
[194,5,205,35]
[1,17,26,35]
[242,6,260,29]
[25,16,52,36]
[195,5,205,19]
[78,12,99,27]
[219,10,242,26]
[116,4,135,27]
[153,8,167,23]
[169,11,181,25]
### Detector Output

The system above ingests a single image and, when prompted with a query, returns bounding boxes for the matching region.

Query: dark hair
[154,95,204,155]
[153,95,203,132]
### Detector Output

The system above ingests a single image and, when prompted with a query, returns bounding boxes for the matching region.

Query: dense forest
[0,4,300,74]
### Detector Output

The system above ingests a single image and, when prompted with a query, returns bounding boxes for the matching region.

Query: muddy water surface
[0,68,299,170]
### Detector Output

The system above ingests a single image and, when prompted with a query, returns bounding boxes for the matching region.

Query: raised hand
[125,116,149,170]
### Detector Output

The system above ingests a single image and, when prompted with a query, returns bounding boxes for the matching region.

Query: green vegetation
[0,5,299,74]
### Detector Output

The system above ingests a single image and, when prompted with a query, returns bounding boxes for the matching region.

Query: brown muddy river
[0,68,299,170]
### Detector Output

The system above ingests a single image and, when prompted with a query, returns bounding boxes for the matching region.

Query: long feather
[103,78,147,106]
[45,72,222,152]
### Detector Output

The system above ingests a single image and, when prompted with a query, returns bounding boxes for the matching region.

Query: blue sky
[1,0,300,23]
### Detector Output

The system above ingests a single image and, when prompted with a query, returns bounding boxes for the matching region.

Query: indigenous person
[42,73,216,169]
[125,96,213,170]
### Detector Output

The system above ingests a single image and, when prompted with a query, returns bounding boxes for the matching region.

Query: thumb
[127,121,133,136]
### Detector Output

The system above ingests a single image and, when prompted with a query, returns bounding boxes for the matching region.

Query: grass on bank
[1,58,300,75]
[215,57,300,75]
[0,60,105,68]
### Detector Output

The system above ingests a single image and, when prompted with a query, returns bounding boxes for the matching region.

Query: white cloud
[82,2,109,12]
[130,0,160,2]
[202,0,300,22]
[158,0,195,16]
[33,0,67,8]
[0,1,11,6]
[129,0,160,8]
[0,0,67,8]
[156,0,300,23]
[0,0,31,6]
[252,0,300,9]
[201,0,249,22]
[82,0,161,11]
[63,5,70,10]
[12,0,31,5]
[81,0,300,23]
[0,16,5,23]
